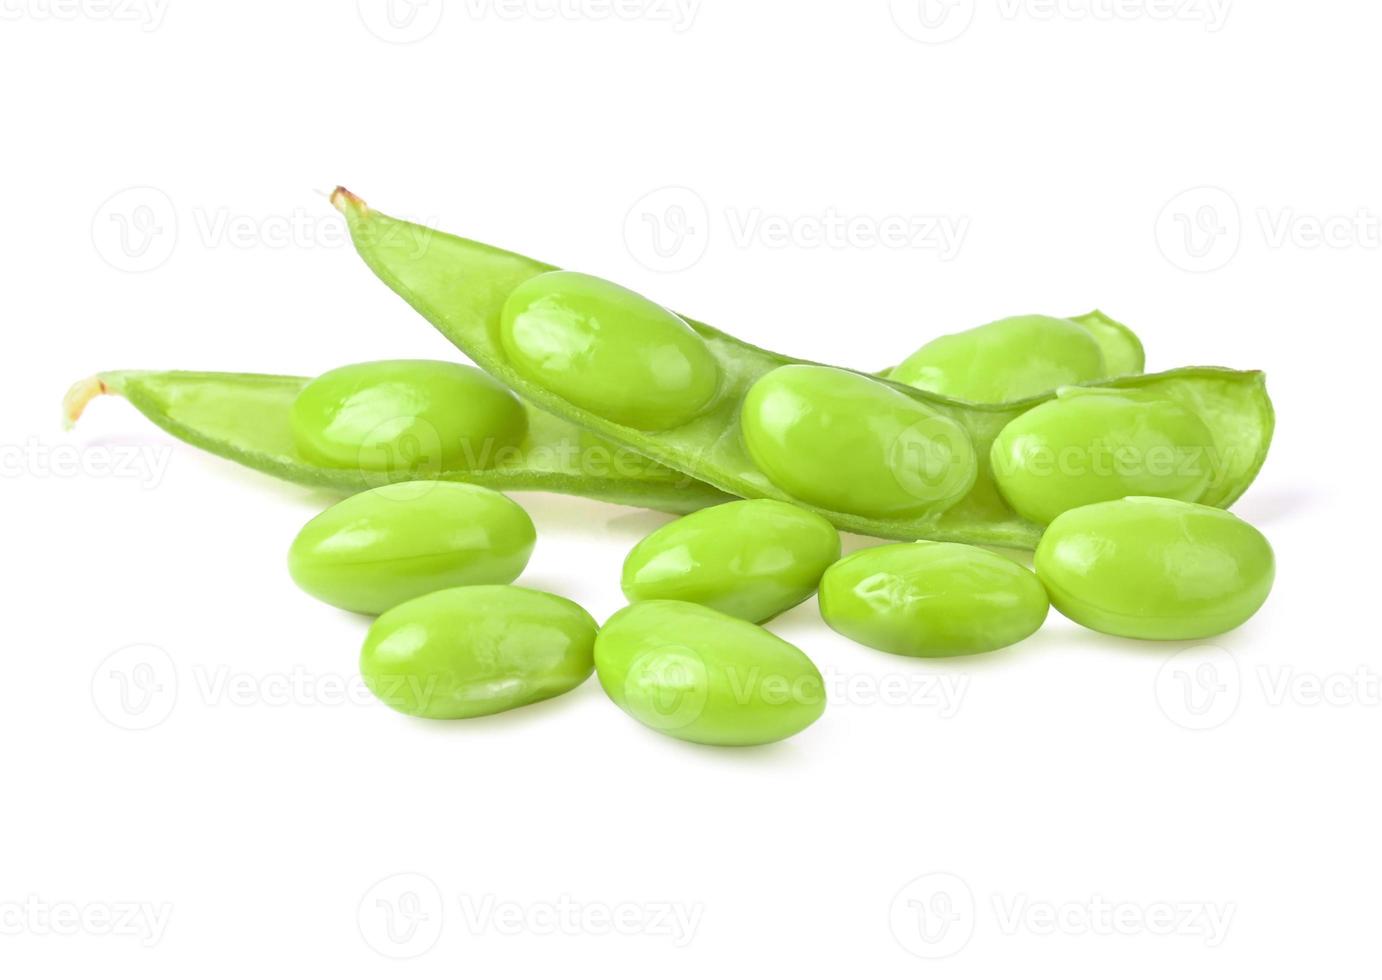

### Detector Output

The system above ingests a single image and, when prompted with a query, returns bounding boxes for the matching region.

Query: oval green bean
[991,387,1216,525]
[361,585,597,719]
[1035,497,1275,640]
[288,481,535,614]
[594,600,825,746]
[889,314,1108,403]
[819,542,1049,657]
[501,271,721,430]
[622,499,841,623]
[291,359,527,474]
[740,364,978,519]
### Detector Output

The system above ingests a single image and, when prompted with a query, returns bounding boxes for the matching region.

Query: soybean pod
[334,189,1274,549]
[63,368,733,514]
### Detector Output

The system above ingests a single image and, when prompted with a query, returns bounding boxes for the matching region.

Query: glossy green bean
[594,600,825,746]
[741,364,978,520]
[502,271,721,430]
[621,499,841,623]
[819,542,1049,657]
[879,311,1144,394]
[991,387,1217,525]
[887,313,1129,402]
[361,585,597,719]
[288,481,535,614]
[290,359,528,472]
[1035,497,1275,640]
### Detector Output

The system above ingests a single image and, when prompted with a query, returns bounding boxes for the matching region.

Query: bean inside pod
[291,359,527,476]
[991,387,1216,526]
[501,271,721,431]
[739,364,978,520]
[888,314,1110,403]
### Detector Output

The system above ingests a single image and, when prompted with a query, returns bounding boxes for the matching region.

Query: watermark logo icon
[1155,186,1241,273]
[623,645,709,733]
[1156,644,1241,731]
[91,187,177,273]
[354,416,448,492]
[889,415,975,507]
[890,0,976,44]
[357,0,444,43]
[358,873,445,958]
[91,644,178,731]
[624,186,710,272]
[889,872,976,958]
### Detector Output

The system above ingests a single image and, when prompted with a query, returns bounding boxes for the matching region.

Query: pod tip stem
[330,186,366,214]
[62,375,109,430]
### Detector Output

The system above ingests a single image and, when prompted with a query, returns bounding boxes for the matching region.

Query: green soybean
[288,481,535,614]
[334,188,1274,550]
[594,600,825,746]
[290,359,526,474]
[889,314,1109,403]
[361,585,597,719]
[991,387,1216,526]
[622,499,840,623]
[1035,497,1275,640]
[63,369,733,514]
[501,271,721,430]
[819,542,1049,657]
[879,311,1144,395]
[741,365,978,519]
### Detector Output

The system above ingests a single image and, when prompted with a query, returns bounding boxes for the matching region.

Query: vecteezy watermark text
[91,186,438,273]
[890,871,1233,959]
[358,873,702,959]
[626,186,969,272]
[724,208,968,256]
[988,438,1237,483]
[1156,645,1382,731]
[356,0,699,44]
[990,893,1233,945]
[891,0,1232,44]
[456,894,701,945]
[0,0,171,30]
[825,667,969,717]
[0,896,173,947]
[2,438,171,489]
[1156,185,1382,272]
[463,0,699,29]
[92,646,444,731]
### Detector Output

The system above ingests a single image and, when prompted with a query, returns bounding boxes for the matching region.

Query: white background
[2,1,1377,975]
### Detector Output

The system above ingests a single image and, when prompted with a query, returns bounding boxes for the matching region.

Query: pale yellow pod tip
[62,375,110,431]
[329,186,368,215]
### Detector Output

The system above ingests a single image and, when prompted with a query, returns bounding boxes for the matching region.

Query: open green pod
[334,189,1274,549]
[63,369,733,514]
